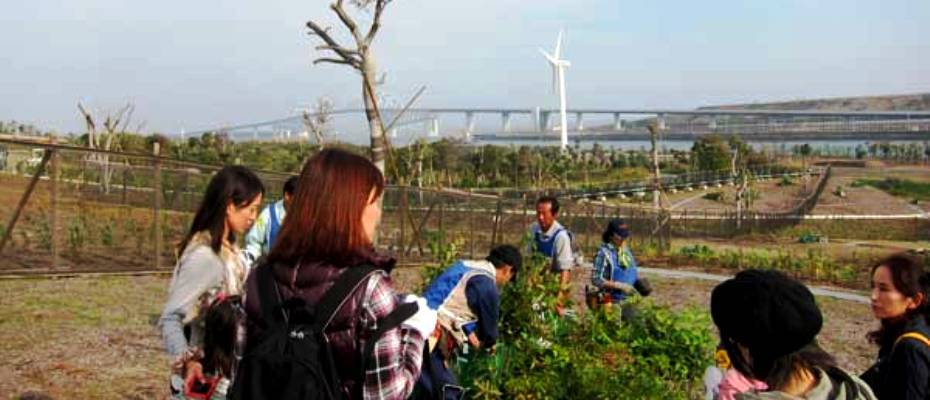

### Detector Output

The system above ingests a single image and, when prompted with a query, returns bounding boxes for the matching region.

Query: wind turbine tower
[539,29,571,150]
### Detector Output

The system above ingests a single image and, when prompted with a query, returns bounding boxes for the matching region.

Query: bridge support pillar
[429,118,440,137]
[538,111,551,132]
[465,112,476,142]
[502,112,512,132]
[613,113,623,130]
[657,114,667,131]
[575,112,584,131]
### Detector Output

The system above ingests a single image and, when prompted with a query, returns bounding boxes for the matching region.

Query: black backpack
[229,262,417,400]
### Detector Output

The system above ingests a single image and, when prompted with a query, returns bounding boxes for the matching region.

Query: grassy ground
[0,270,880,399]
[0,276,167,399]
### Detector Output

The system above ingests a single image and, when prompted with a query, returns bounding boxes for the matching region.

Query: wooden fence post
[122,165,129,206]
[153,143,163,270]
[400,186,407,254]
[50,149,60,268]
[468,191,476,259]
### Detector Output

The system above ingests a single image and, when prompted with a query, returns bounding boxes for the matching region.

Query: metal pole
[153,143,163,270]
[0,150,52,254]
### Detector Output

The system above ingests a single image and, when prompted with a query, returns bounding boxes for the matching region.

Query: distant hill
[699,93,930,112]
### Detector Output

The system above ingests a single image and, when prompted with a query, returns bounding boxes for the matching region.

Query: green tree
[691,135,731,171]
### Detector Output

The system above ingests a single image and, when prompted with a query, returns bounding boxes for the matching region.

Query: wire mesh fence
[1,138,926,273]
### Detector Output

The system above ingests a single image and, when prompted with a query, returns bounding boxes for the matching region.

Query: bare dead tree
[306,0,393,172]
[77,102,133,193]
[731,149,753,229]
[302,97,334,147]
[648,122,671,252]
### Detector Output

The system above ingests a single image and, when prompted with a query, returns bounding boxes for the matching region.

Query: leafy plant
[778,175,794,186]
[67,216,88,251]
[34,218,53,251]
[453,254,715,399]
[100,220,115,247]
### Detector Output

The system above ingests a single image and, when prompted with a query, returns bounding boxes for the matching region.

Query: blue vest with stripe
[423,260,495,337]
[598,244,639,301]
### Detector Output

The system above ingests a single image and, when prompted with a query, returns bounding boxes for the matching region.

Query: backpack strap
[895,331,930,348]
[314,264,380,331]
[256,261,286,328]
[362,301,418,372]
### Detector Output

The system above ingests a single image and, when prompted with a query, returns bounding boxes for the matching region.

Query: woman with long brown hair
[240,149,434,399]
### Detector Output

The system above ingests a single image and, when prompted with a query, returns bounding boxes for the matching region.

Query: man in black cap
[414,245,522,400]
[709,269,875,399]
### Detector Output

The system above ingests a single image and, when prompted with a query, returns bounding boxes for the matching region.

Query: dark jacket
[243,249,396,399]
[862,317,930,400]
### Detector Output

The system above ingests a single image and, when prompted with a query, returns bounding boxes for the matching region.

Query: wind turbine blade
[555,29,563,59]
[538,48,557,65]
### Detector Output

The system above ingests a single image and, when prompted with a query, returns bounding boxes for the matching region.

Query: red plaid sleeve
[360,272,426,400]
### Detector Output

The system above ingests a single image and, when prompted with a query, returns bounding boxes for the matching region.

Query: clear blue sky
[2,0,928,134]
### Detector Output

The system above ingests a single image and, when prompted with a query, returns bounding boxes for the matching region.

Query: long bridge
[181,107,930,143]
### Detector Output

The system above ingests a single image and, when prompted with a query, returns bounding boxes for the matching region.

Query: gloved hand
[609,281,637,295]
[400,295,437,338]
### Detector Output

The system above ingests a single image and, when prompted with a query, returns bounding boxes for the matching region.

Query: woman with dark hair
[159,165,264,398]
[242,149,435,400]
[861,253,930,399]
[710,269,875,399]
[589,218,644,313]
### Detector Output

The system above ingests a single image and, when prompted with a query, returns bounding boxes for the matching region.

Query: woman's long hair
[867,252,930,347]
[269,149,385,266]
[179,165,265,254]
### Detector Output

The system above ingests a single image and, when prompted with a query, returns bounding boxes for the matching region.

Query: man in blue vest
[529,196,575,315]
[243,176,297,266]
[415,245,522,400]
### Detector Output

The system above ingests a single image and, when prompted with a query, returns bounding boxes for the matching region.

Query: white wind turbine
[539,29,571,150]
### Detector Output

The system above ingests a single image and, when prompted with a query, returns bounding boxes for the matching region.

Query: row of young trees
[788,141,930,162]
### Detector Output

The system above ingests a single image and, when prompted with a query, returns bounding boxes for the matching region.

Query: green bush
[454,254,714,399]
[67,216,88,251]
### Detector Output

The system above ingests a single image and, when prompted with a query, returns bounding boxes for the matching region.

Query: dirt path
[0,267,881,398]
[645,273,876,373]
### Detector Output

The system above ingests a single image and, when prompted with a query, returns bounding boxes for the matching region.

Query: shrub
[67,217,88,251]
[454,254,715,399]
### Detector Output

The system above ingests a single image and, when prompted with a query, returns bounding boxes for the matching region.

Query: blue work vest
[597,244,638,301]
[267,203,282,250]
[533,225,569,258]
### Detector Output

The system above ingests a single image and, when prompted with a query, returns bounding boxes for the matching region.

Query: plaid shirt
[359,272,426,400]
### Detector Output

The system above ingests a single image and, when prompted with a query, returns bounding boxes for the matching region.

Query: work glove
[611,281,637,295]
[400,294,438,338]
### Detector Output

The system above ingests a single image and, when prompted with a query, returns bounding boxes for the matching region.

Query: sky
[2,0,929,135]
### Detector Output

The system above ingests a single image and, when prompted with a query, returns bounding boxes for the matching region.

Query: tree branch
[77,102,97,148]
[331,0,362,44]
[364,0,387,46]
[315,44,360,55]
[314,57,359,68]
[306,20,361,64]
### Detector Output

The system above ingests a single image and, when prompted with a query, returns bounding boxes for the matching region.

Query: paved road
[638,266,870,304]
